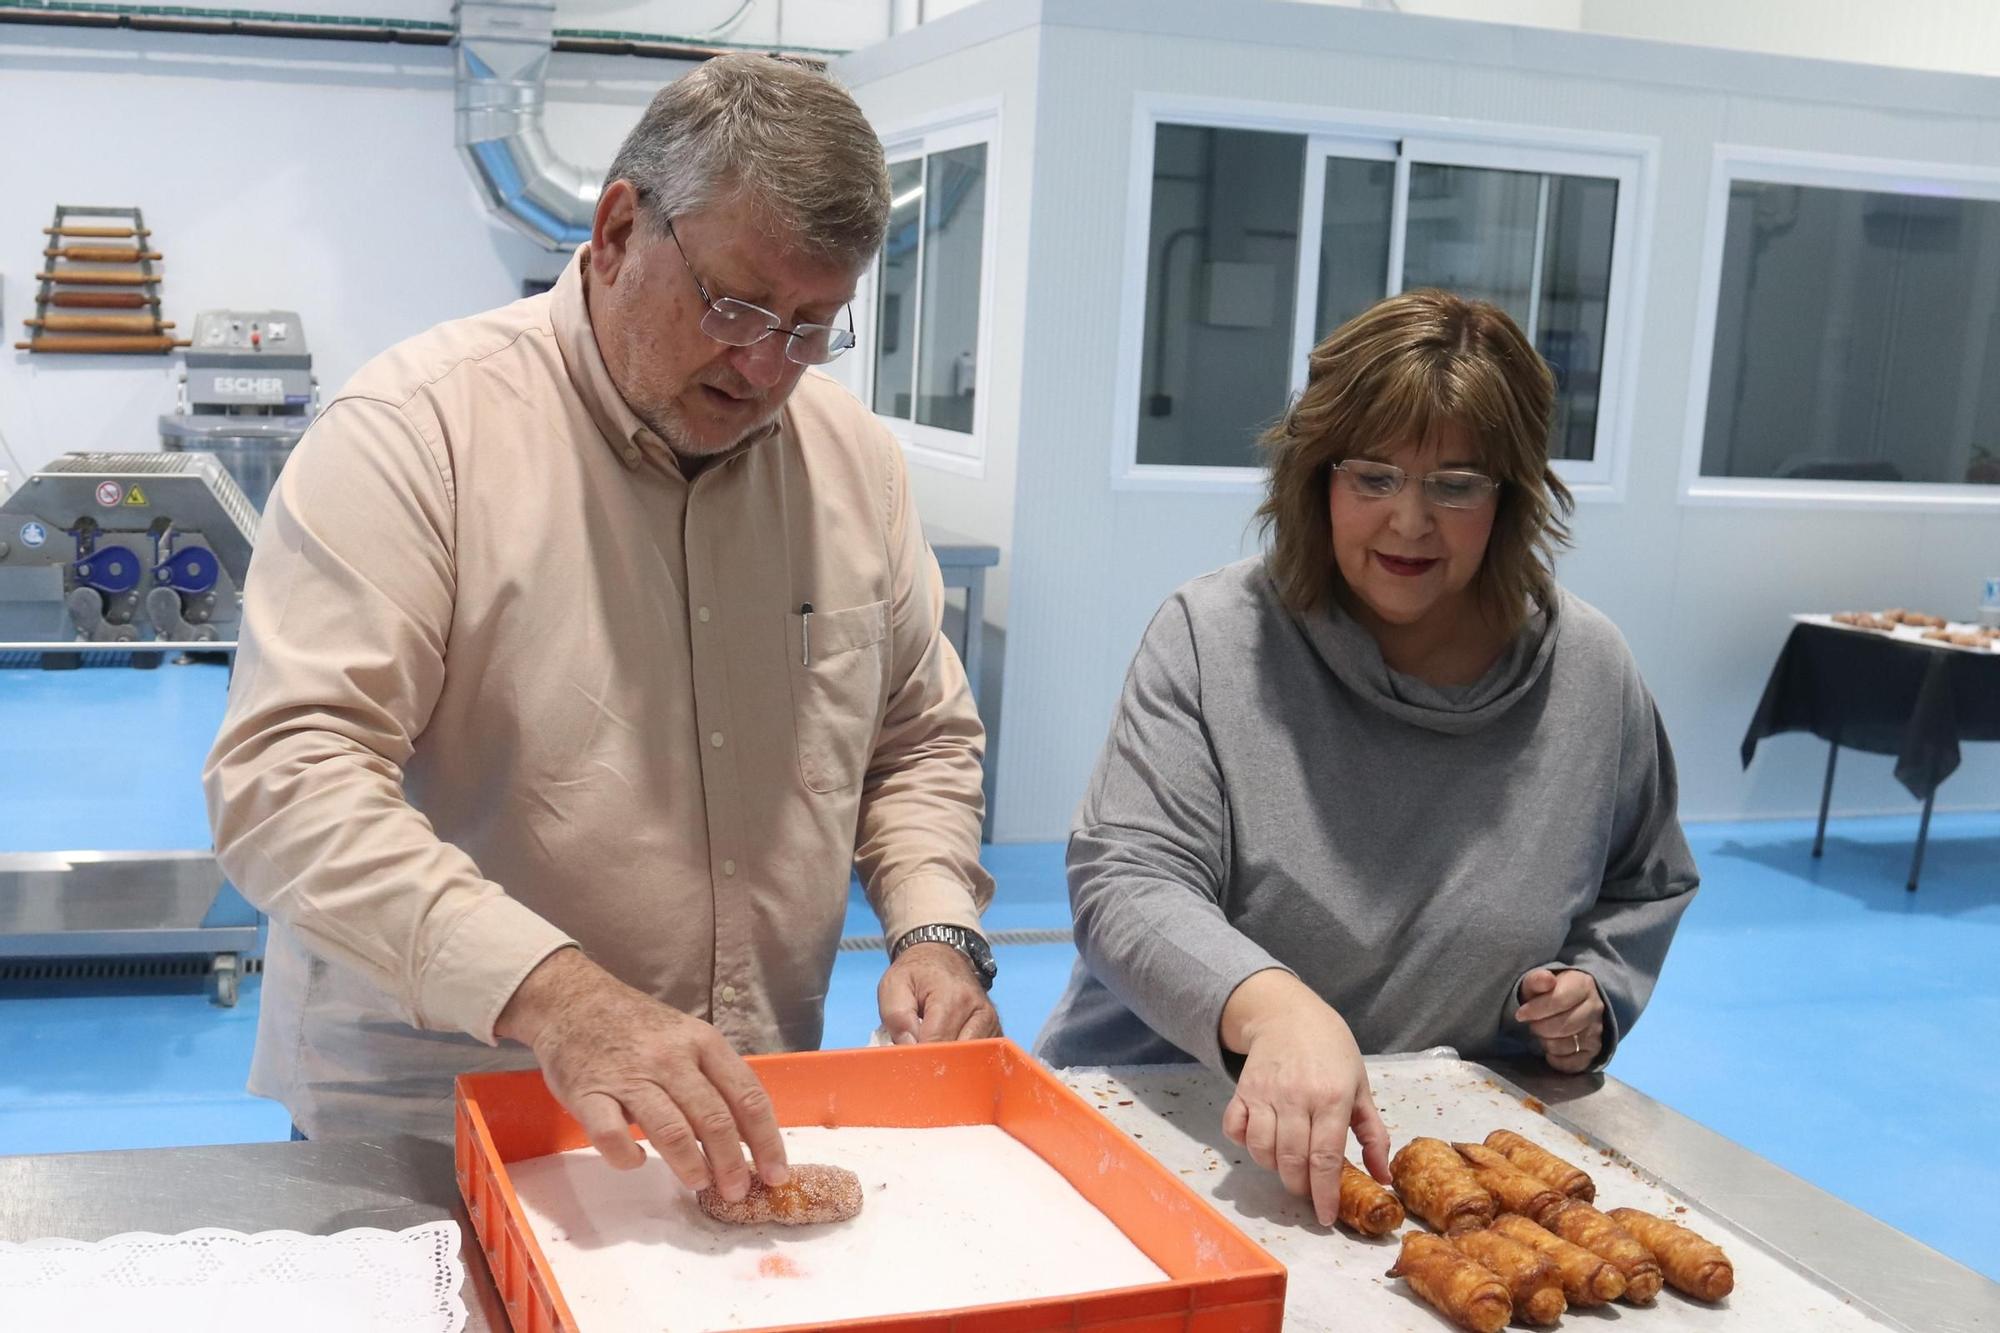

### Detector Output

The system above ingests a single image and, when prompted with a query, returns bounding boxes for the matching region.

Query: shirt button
[723,859,736,876]
[710,731,724,748]
[719,985,738,1003]
[698,606,711,623]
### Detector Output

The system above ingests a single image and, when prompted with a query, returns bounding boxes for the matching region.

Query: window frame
[1110,94,1657,502]
[1680,145,2000,512]
[853,102,1002,480]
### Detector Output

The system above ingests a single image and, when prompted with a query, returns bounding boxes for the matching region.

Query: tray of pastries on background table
[1799,609,1999,652]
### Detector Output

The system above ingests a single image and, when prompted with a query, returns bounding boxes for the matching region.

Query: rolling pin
[13,335,186,353]
[44,225,150,239]
[43,247,163,263]
[36,270,162,286]
[51,291,157,309]
[27,316,174,333]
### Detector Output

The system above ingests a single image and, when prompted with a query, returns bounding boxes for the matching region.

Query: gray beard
[628,375,786,467]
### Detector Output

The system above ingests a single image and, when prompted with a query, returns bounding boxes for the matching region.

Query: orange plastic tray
[456,1039,1286,1333]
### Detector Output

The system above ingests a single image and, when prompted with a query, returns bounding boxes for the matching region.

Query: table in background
[1742,620,2000,890]
[924,524,998,711]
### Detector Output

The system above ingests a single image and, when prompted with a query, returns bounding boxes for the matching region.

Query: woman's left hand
[1515,968,1605,1074]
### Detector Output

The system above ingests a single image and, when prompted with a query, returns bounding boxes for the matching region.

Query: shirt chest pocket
[787,600,890,794]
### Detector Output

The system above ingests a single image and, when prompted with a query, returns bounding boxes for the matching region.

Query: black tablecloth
[1742,622,2000,801]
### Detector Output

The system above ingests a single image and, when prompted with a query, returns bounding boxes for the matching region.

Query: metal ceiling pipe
[454,0,600,250]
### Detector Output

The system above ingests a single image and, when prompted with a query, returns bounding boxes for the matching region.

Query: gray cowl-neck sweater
[1034,556,1698,1074]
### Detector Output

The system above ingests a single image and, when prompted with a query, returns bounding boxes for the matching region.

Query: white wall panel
[838,25,1040,637]
[0,26,675,477]
[949,2,2000,838]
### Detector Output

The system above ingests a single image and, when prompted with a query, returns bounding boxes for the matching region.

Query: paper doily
[0,1221,467,1333]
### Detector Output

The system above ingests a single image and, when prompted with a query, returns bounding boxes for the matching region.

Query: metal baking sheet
[1062,1054,1900,1331]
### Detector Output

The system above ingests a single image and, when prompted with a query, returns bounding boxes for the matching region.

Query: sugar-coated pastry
[697,1164,864,1226]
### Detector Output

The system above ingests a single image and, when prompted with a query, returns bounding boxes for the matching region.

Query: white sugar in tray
[507,1124,1170,1331]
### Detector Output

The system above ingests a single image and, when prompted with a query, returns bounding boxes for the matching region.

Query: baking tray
[1063,1052,1905,1331]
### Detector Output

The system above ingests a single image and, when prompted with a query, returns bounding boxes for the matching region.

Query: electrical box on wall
[1201,261,1278,329]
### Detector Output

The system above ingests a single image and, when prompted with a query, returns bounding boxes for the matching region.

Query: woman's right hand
[1219,969,1392,1227]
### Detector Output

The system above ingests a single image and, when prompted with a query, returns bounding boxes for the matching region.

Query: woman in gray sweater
[1034,290,1698,1230]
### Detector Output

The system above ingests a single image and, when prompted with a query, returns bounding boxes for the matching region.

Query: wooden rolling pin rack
[15,205,187,354]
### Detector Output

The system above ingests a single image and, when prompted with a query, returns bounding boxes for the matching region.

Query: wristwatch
[892,923,998,991]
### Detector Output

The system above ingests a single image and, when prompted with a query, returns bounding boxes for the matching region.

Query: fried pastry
[1924,629,1991,648]
[1545,1200,1663,1304]
[1608,1207,1735,1301]
[1490,1212,1627,1305]
[1387,1231,1511,1333]
[1452,1227,1567,1325]
[1482,1130,1594,1202]
[1391,1137,1496,1234]
[1453,1143,1566,1225]
[1337,1159,1405,1236]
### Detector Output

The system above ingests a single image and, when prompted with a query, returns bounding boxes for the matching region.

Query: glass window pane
[1404,164,1617,464]
[1703,181,2000,485]
[1402,163,1541,327]
[1537,175,1618,462]
[915,143,987,434]
[1136,124,1305,468]
[872,157,923,420]
[1316,156,1395,338]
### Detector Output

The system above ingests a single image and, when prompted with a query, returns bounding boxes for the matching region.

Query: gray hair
[606,54,890,269]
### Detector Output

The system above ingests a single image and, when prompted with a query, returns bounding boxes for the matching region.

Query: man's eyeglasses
[1332,459,1500,510]
[665,218,856,366]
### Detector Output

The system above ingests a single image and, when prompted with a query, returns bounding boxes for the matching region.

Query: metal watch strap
[892,923,997,990]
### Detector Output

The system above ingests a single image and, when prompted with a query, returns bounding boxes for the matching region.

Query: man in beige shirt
[204,55,997,1205]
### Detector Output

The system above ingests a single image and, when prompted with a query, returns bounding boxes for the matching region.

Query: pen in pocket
[800,601,813,666]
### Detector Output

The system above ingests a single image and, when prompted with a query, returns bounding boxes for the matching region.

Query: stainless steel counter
[2,1064,1992,1331]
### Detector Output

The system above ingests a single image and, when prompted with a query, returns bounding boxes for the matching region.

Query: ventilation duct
[454,0,601,250]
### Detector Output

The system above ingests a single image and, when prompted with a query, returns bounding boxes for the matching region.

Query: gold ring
[1570,1034,1583,1055]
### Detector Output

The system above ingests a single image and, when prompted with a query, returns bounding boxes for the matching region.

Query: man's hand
[877,941,1000,1044]
[1515,967,1606,1074]
[497,948,788,1199]
[1220,970,1391,1228]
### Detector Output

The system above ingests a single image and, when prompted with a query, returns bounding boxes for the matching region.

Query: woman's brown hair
[1256,288,1574,634]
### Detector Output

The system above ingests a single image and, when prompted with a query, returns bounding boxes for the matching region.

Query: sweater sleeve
[1065,597,1289,1073]
[1516,661,1700,1068]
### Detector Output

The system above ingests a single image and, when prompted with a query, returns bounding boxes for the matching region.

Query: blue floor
[1,664,1996,1280]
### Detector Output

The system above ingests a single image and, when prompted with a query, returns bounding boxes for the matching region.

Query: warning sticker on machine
[95,480,124,507]
[19,521,47,548]
[124,485,149,507]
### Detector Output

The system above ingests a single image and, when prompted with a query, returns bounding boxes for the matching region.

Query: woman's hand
[1515,967,1606,1073]
[1219,970,1392,1227]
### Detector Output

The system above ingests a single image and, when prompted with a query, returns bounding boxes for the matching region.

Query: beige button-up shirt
[204,248,993,1138]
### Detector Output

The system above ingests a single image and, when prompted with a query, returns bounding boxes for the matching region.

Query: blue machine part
[156,545,220,595]
[73,542,144,594]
